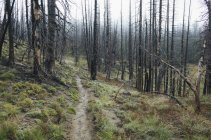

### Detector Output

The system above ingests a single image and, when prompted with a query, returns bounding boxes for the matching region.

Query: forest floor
[69,76,93,140]
[1,56,211,140]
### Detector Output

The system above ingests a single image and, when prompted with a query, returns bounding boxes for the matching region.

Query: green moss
[67,106,76,114]
[95,112,118,140]
[0,121,18,140]
[50,102,66,123]
[0,72,15,81]
[0,92,16,103]
[37,122,64,140]
[124,119,141,133]
[2,103,19,117]
[0,112,8,121]
[56,95,66,107]
[68,88,79,102]
[0,81,9,92]
[122,102,138,111]
[141,116,173,140]
[26,109,42,118]
[13,82,48,99]
[18,98,34,111]
[181,114,211,138]
[42,84,57,94]
[26,108,54,122]
[18,127,46,140]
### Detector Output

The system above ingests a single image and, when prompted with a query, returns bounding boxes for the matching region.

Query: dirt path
[70,76,92,140]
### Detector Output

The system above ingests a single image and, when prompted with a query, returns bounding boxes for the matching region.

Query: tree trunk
[137,0,143,91]
[7,0,15,66]
[45,0,56,74]
[31,0,42,75]
[91,0,98,80]
[178,0,186,96]
[128,0,133,80]
[205,0,211,95]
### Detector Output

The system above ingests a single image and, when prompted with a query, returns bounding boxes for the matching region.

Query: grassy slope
[1,42,211,140]
[78,60,211,140]
[0,55,79,139]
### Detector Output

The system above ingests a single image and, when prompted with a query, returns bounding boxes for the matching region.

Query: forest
[0,0,211,139]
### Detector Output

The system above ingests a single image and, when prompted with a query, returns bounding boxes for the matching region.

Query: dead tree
[128,0,133,80]
[178,0,186,96]
[165,0,170,93]
[45,0,56,74]
[120,0,125,80]
[31,0,42,75]
[137,0,143,91]
[204,0,211,95]
[7,0,15,66]
[183,0,191,95]
[170,0,176,96]
[0,0,16,59]
[91,0,98,80]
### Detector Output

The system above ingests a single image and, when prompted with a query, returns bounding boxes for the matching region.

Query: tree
[178,0,186,96]
[183,0,191,95]
[204,0,211,94]
[26,0,32,60]
[91,0,98,80]
[170,0,176,96]
[7,0,14,66]
[45,0,56,74]
[0,0,15,59]
[105,0,112,79]
[128,0,133,80]
[31,0,42,75]
[137,0,143,91]
[120,0,125,80]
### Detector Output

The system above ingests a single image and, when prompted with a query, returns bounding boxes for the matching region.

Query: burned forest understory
[0,0,211,140]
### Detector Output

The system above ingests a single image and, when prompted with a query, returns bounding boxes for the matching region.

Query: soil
[69,76,93,140]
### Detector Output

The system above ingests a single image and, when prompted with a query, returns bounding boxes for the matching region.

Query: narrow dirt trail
[70,76,92,140]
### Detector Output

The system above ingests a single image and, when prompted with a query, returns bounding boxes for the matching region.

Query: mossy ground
[0,52,79,139]
[1,42,211,140]
[78,62,211,140]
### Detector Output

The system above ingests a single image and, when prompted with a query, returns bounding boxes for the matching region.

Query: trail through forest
[70,76,93,140]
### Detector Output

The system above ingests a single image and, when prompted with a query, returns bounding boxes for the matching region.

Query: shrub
[0,81,9,92]
[0,72,15,81]
[13,82,48,99]
[0,121,18,140]
[18,127,46,140]
[50,102,66,123]
[3,103,19,117]
[18,98,34,112]
[67,106,76,114]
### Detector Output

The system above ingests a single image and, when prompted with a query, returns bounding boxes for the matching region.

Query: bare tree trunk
[31,0,42,75]
[128,0,133,80]
[26,0,32,61]
[170,0,176,96]
[183,0,191,96]
[120,0,125,80]
[178,0,186,96]
[137,0,143,91]
[204,0,211,95]
[0,0,15,58]
[91,0,98,80]
[45,0,56,74]
[156,0,164,92]
[7,0,15,66]
[165,0,170,93]
[105,0,111,79]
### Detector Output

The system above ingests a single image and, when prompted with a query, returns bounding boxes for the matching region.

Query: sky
[0,0,207,27]
[71,0,206,27]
